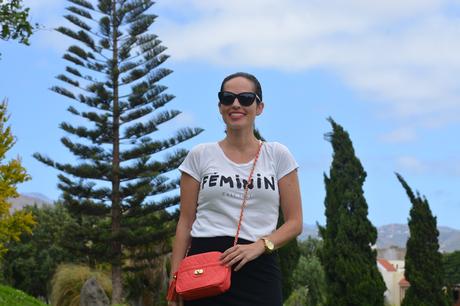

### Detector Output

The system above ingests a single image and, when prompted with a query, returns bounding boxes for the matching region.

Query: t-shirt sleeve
[275,142,299,180]
[178,145,202,182]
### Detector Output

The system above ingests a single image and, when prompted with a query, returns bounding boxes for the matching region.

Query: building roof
[378,258,397,272]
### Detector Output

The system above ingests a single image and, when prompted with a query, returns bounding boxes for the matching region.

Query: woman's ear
[256,102,264,116]
[218,102,223,115]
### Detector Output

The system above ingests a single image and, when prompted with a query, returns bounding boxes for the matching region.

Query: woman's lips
[229,112,245,119]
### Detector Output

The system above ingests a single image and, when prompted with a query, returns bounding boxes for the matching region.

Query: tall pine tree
[33,0,202,303]
[318,118,385,306]
[396,173,449,306]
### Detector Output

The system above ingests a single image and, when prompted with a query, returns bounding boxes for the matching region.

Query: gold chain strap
[233,140,263,246]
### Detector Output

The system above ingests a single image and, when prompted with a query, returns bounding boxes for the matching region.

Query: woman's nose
[231,97,242,107]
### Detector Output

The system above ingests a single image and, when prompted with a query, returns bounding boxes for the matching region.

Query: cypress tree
[33,0,202,303]
[396,173,449,306]
[318,118,385,306]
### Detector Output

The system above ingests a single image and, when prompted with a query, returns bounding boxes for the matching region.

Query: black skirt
[183,236,282,306]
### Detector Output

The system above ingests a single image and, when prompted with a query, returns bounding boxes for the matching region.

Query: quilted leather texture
[176,251,231,300]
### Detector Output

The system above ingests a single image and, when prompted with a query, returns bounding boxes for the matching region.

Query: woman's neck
[223,129,259,151]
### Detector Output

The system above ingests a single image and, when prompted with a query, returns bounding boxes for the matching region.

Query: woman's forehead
[223,77,255,92]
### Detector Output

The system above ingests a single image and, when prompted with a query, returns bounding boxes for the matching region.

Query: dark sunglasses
[218,91,261,107]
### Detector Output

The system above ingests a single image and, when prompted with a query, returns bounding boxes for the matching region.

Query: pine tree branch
[119,80,167,105]
[118,48,168,87]
[119,177,155,202]
[56,74,80,88]
[77,94,111,111]
[68,0,95,12]
[86,82,112,101]
[120,226,174,247]
[58,174,111,200]
[60,122,113,144]
[51,86,77,100]
[62,51,108,74]
[56,26,97,52]
[65,66,100,83]
[66,5,94,21]
[117,33,157,60]
[63,192,111,216]
[118,0,155,25]
[60,136,111,161]
[119,106,152,123]
[64,14,92,32]
[127,14,155,37]
[117,37,162,75]
[118,150,186,182]
[120,41,167,64]
[34,153,111,180]
[66,105,112,125]
[120,176,179,205]
[147,178,180,197]
[122,110,180,139]
[120,128,203,162]
[133,196,180,216]
[96,0,113,16]
[68,45,96,60]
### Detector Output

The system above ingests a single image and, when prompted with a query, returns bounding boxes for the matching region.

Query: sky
[1,0,460,228]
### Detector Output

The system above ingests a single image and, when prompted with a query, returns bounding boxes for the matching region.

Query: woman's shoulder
[263,141,291,154]
[188,142,218,155]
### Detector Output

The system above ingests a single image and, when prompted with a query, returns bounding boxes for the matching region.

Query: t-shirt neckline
[215,142,259,167]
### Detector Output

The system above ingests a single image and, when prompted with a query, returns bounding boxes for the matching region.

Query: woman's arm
[264,169,303,248]
[221,169,303,271]
[170,172,200,277]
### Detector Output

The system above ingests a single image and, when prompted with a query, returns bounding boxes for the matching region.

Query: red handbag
[167,141,263,302]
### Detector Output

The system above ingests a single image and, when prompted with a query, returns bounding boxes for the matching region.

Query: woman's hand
[220,240,265,271]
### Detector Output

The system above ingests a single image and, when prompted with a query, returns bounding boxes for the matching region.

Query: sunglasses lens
[218,92,258,106]
[237,93,256,106]
[219,92,236,105]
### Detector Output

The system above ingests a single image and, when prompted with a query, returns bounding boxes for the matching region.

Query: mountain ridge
[301,223,460,252]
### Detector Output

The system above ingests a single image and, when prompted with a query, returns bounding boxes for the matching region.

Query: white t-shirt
[178,141,298,242]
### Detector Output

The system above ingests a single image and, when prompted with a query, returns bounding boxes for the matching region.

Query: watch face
[264,239,274,251]
[267,240,274,250]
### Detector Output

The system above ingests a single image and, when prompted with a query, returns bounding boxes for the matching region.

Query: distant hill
[8,193,53,213]
[300,223,460,252]
[377,224,460,253]
[299,224,320,241]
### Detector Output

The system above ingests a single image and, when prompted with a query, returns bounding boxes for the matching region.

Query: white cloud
[21,0,460,130]
[24,0,62,12]
[396,156,425,174]
[381,127,417,143]
[396,156,460,176]
[154,0,460,127]
[175,111,197,126]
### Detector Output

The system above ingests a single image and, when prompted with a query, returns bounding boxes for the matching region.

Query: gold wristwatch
[261,237,275,253]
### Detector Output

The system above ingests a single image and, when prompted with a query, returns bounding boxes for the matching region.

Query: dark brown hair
[220,72,263,101]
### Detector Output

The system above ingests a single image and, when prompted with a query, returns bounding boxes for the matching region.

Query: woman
[169,72,303,306]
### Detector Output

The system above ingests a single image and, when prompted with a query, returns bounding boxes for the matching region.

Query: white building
[377,258,409,306]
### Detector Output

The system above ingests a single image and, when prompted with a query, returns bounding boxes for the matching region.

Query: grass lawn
[0,284,48,306]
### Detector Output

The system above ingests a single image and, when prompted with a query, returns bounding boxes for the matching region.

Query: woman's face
[219,76,264,131]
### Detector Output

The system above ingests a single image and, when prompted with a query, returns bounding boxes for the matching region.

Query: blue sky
[1,0,460,228]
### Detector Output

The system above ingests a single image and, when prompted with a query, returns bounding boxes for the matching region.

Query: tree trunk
[111,0,122,303]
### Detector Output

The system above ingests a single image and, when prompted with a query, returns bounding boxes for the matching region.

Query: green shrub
[284,286,309,306]
[0,284,48,306]
[50,264,111,306]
